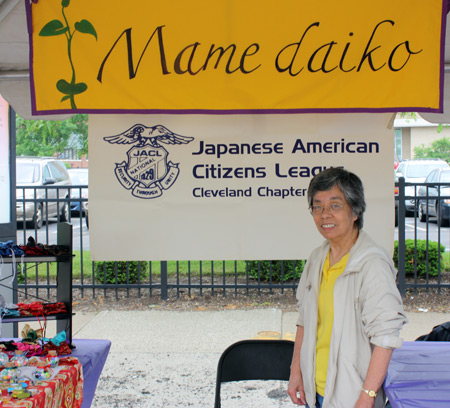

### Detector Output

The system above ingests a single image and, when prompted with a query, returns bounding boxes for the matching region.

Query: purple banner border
[24,107,444,116]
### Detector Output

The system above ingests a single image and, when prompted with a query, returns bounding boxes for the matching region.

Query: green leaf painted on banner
[39,20,69,37]
[60,95,71,102]
[74,20,97,40]
[61,0,70,7]
[56,79,88,96]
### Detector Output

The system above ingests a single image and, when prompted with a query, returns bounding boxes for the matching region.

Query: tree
[414,136,450,163]
[69,114,88,156]
[15,114,88,157]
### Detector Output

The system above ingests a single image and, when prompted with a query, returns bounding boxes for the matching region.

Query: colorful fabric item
[13,342,42,357]
[0,357,83,408]
[17,302,67,317]
[17,303,44,317]
[19,245,48,257]
[19,237,70,257]
[0,308,21,317]
[43,303,67,315]
[42,341,72,356]
[0,241,25,257]
[0,341,16,352]
[21,324,43,343]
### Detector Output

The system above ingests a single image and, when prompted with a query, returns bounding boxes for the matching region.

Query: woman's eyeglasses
[310,203,347,215]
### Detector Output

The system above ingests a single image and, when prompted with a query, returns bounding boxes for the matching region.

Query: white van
[16,157,72,229]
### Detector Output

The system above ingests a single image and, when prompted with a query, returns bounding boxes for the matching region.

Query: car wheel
[418,204,427,222]
[60,201,69,222]
[85,211,89,229]
[30,203,43,229]
[437,205,449,227]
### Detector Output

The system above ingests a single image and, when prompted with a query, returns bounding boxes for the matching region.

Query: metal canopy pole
[0,103,17,337]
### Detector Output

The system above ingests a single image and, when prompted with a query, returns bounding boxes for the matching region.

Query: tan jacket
[296,230,407,408]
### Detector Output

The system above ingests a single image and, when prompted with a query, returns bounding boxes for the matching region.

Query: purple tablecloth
[1,338,110,408]
[71,339,111,408]
[384,341,450,408]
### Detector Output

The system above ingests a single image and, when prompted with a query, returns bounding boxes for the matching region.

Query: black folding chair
[214,339,295,408]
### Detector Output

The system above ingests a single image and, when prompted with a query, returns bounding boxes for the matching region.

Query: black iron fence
[13,180,450,301]
[395,177,450,297]
[15,185,301,301]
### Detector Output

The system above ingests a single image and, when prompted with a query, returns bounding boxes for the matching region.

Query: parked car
[417,167,450,227]
[395,158,450,218]
[68,168,88,215]
[394,152,400,170]
[16,157,72,229]
[84,201,89,229]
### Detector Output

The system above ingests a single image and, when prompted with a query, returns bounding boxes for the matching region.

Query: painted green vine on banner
[39,0,97,109]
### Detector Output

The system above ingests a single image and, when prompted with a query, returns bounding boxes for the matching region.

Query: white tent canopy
[0,0,70,119]
[0,0,449,121]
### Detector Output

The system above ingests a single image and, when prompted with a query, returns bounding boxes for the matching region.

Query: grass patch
[74,250,92,278]
[20,250,91,282]
[20,255,250,282]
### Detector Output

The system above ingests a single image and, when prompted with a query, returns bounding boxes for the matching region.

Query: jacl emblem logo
[103,124,194,199]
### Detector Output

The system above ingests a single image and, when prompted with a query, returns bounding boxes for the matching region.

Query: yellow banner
[28,0,445,114]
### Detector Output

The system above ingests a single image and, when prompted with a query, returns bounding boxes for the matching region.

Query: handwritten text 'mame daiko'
[97,20,421,81]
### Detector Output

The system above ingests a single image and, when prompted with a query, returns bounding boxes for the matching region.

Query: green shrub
[94,261,149,284]
[393,240,445,277]
[247,260,305,282]
[17,272,24,284]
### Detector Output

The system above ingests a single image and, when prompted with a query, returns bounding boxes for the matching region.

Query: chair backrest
[214,339,294,408]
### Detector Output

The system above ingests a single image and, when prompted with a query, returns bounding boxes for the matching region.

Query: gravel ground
[72,290,300,313]
[401,288,450,313]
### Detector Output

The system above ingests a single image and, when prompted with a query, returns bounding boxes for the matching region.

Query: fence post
[161,261,168,300]
[397,177,406,298]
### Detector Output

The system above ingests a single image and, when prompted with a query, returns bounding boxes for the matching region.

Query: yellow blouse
[315,252,349,396]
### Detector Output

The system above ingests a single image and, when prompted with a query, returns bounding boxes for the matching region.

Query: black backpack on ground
[415,321,450,341]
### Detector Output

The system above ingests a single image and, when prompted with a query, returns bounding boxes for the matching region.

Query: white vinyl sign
[89,113,394,261]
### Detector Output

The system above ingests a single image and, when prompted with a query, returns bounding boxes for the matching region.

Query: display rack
[2,222,73,343]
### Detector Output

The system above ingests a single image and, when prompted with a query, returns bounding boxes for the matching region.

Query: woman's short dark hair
[307,167,366,229]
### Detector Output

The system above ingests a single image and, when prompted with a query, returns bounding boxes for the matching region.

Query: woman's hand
[287,371,306,405]
[288,325,306,405]
[354,391,375,408]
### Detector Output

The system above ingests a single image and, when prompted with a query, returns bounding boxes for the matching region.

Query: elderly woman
[287,168,407,408]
